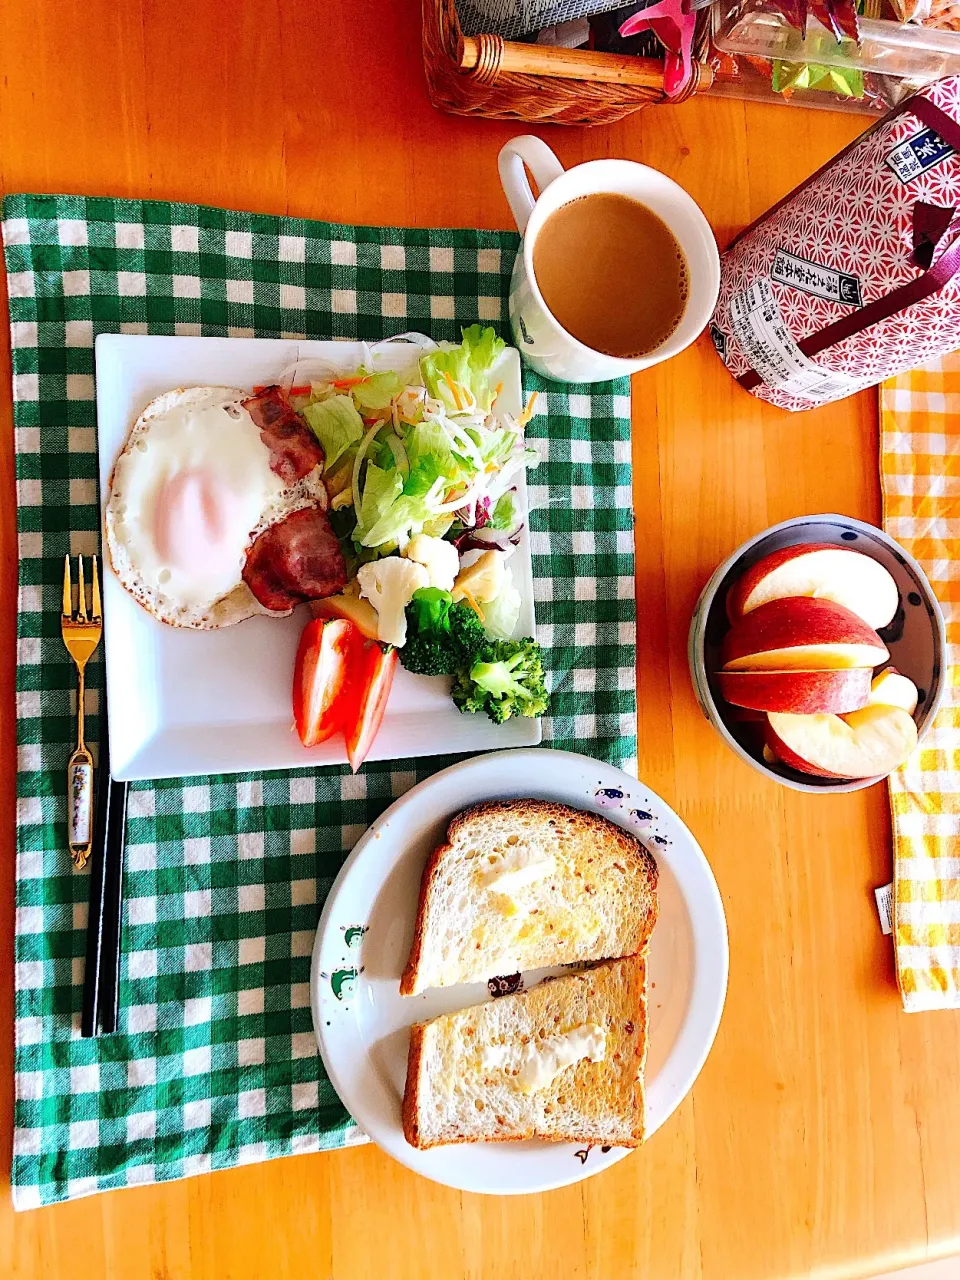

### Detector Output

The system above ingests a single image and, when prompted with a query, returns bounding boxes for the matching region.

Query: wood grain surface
[2,2,960,1277]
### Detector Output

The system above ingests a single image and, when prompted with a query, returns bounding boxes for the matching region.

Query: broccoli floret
[451,638,549,724]
[403,592,548,724]
[400,588,487,676]
[448,601,487,657]
[400,633,456,676]
[407,586,453,635]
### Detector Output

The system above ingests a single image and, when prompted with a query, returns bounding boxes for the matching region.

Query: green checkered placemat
[4,193,636,1209]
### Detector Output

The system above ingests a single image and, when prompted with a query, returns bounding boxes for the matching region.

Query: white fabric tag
[875,882,894,936]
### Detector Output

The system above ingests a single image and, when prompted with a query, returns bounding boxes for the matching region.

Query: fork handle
[68,748,94,869]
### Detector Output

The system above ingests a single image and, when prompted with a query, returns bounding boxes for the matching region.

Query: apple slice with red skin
[765,704,918,779]
[726,543,899,630]
[868,666,919,716]
[721,597,889,672]
[718,667,871,715]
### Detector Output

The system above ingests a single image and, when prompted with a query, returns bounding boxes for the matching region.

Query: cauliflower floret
[452,549,507,605]
[356,558,429,647]
[402,534,460,593]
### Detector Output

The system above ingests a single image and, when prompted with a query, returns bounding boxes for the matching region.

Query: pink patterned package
[710,76,960,411]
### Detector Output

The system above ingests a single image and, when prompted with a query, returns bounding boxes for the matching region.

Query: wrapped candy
[766,0,861,41]
[771,57,866,93]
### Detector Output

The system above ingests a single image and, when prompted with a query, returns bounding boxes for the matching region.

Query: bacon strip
[242,385,325,485]
[242,507,347,612]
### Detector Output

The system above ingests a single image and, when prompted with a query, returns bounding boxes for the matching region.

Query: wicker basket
[422,0,710,125]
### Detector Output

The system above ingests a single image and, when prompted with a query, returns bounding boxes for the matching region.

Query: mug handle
[497,136,565,236]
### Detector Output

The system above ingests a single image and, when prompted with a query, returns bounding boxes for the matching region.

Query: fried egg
[105,386,325,629]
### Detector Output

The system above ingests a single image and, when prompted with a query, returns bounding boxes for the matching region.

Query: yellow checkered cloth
[882,354,960,1012]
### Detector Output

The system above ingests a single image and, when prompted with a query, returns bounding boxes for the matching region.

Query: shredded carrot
[443,370,464,411]
[517,390,539,426]
[493,381,503,399]
[289,384,311,396]
[462,588,485,622]
[333,375,370,389]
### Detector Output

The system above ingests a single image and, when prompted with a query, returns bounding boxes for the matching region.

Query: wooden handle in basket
[459,34,713,91]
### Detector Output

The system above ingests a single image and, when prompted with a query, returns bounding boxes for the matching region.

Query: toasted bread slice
[400,800,658,996]
[402,954,649,1149]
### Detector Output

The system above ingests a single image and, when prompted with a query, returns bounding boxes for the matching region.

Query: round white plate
[311,749,728,1195]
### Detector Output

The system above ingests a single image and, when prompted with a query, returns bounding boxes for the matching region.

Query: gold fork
[61,554,103,869]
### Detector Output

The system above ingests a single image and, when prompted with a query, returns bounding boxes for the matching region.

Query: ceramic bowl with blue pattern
[688,514,946,794]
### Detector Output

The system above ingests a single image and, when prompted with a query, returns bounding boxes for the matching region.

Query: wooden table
[1,2,959,1277]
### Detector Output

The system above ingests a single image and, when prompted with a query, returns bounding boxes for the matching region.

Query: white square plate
[95,334,540,781]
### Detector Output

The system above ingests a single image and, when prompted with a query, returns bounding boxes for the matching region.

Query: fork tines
[62,553,102,623]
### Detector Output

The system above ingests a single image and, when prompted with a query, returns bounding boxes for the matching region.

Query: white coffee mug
[498,135,721,383]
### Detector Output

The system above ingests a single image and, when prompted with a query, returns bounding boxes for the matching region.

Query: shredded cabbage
[295,326,534,557]
[357,463,403,542]
[490,490,520,532]
[419,323,505,415]
[481,567,522,640]
[404,420,464,498]
[361,491,438,549]
[302,395,364,471]
[352,370,403,413]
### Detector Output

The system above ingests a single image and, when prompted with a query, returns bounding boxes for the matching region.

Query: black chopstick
[96,772,128,1033]
[81,692,129,1037]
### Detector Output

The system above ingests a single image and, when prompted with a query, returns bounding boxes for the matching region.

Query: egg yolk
[153,469,241,577]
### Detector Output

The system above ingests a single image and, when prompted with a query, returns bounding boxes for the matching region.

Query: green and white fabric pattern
[3,193,636,1208]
